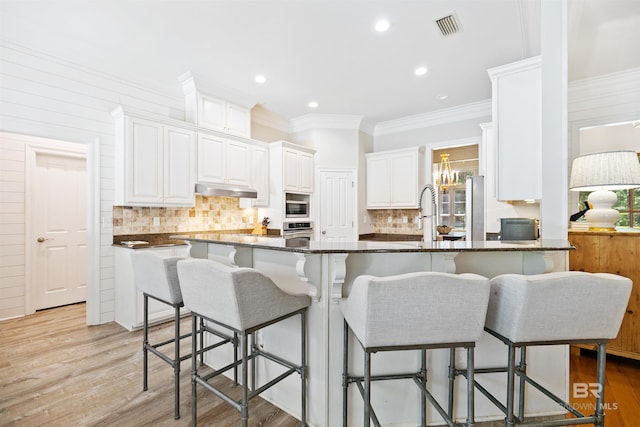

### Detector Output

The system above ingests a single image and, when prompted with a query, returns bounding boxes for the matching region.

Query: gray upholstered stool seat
[340,272,490,427]
[176,258,311,427]
[475,271,632,427]
[131,252,233,420]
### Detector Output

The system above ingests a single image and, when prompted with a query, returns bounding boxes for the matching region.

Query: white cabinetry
[270,141,315,195]
[113,108,195,207]
[197,94,251,137]
[284,147,314,193]
[197,133,251,187]
[114,245,190,331]
[250,145,270,206]
[366,147,424,208]
[488,56,541,201]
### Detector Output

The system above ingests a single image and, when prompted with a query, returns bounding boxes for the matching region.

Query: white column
[540,0,569,238]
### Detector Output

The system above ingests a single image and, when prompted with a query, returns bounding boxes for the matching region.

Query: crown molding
[374,99,492,136]
[568,67,640,101]
[289,114,365,134]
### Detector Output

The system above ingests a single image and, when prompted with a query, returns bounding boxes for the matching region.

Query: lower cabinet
[568,231,640,360]
[114,245,190,331]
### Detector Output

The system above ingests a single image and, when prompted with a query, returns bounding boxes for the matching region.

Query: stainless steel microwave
[500,218,538,240]
[285,193,310,218]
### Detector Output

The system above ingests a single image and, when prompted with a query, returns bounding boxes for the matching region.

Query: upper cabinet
[112,108,195,207]
[249,145,270,206]
[179,71,253,138]
[197,94,251,137]
[366,147,424,208]
[270,141,315,194]
[197,133,251,187]
[488,56,541,202]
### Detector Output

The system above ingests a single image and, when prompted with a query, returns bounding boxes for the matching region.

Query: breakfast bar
[174,233,573,426]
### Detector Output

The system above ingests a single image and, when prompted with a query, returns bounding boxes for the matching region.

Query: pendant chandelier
[435,153,459,191]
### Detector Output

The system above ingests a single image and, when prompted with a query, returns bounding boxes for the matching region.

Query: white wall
[0,41,185,322]
[568,67,640,213]
[579,121,640,154]
[374,116,490,152]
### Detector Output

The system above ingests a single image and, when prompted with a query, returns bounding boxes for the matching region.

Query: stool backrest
[341,272,490,348]
[486,271,632,342]
[177,258,311,331]
[131,252,184,304]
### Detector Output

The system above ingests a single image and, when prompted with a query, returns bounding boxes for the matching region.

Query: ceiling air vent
[435,13,462,37]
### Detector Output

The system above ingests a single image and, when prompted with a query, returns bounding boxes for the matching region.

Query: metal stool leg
[364,349,371,427]
[467,346,475,427]
[241,333,249,427]
[191,313,198,427]
[420,349,427,427]
[448,347,455,419]
[517,347,526,422]
[506,344,517,426]
[595,343,607,427]
[142,294,149,392]
[174,305,181,419]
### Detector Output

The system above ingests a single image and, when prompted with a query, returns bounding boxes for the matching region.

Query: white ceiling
[2,0,639,127]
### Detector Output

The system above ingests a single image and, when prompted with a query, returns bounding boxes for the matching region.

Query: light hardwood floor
[1,303,638,426]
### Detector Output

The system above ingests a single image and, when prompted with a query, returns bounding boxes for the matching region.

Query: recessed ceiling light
[374,19,390,32]
[308,101,319,108]
[414,66,428,76]
[255,74,266,84]
[438,94,448,100]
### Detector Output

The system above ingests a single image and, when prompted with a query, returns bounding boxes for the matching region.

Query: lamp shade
[569,150,640,192]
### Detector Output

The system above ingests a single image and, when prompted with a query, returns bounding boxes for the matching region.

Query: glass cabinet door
[439,186,466,229]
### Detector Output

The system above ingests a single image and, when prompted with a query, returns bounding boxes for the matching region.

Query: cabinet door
[126,118,163,204]
[366,156,390,207]
[197,133,226,184]
[164,126,195,206]
[299,152,314,193]
[198,94,226,131]
[225,140,251,186]
[251,145,269,206]
[283,148,300,191]
[390,151,418,207]
[226,103,251,137]
[494,60,541,201]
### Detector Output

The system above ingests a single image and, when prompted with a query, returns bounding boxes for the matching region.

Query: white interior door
[319,170,355,242]
[32,153,87,310]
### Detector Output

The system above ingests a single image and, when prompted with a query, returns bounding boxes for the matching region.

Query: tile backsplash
[113,195,259,235]
[368,209,422,235]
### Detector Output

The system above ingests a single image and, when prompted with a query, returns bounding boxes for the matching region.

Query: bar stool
[176,258,311,427]
[474,272,632,427]
[131,252,234,420]
[340,272,490,427]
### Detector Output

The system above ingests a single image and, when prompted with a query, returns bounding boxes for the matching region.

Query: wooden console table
[568,230,640,360]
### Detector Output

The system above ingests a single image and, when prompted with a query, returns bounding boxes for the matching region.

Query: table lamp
[569,150,640,231]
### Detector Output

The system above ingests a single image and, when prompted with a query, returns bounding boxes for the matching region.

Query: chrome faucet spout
[417,184,438,241]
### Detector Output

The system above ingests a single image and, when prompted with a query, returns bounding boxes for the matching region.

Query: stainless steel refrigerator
[465,175,485,241]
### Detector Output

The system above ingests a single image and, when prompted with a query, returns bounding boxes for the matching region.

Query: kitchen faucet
[417,184,438,242]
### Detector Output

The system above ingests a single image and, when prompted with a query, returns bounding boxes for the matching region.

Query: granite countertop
[173,232,574,254]
[113,230,280,249]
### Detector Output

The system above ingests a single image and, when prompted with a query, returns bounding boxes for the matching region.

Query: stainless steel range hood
[195,183,258,199]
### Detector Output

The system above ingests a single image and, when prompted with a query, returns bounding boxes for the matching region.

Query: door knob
[37,237,50,242]
[322,230,326,235]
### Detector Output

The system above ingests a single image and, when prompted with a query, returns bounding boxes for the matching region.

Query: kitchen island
[174,233,573,426]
